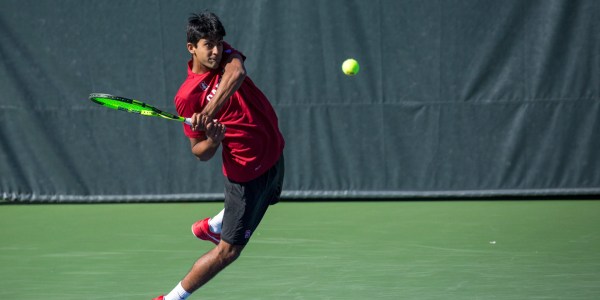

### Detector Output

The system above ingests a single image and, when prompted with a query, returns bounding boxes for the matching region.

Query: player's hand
[190,113,204,131]
[200,113,214,129]
[205,120,226,144]
[190,112,216,131]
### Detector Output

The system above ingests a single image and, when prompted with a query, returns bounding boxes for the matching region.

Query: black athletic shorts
[221,155,284,245]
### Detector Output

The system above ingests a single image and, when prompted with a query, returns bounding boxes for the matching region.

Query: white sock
[164,282,191,300]
[208,209,225,234]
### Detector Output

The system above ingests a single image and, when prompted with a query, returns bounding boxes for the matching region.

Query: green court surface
[1,200,599,299]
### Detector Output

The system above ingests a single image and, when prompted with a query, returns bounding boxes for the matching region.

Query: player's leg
[160,241,244,300]
[161,173,270,300]
[158,157,283,299]
[180,241,245,293]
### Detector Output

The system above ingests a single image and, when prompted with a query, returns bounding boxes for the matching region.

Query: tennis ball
[342,58,359,76]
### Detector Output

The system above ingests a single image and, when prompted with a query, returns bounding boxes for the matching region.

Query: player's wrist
[205,137,221,146]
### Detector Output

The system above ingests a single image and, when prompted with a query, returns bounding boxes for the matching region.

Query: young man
[153,11,285,300]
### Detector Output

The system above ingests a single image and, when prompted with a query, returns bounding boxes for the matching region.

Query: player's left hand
[205,120,226,144]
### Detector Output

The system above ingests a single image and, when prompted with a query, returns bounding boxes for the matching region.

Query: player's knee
[216,243,244,265]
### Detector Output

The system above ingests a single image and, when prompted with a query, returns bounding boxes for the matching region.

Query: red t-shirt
[174,42,285,182]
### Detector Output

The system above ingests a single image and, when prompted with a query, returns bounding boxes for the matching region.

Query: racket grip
[183,117,218,126]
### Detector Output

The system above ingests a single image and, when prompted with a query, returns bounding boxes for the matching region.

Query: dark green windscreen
[1,0,598,202]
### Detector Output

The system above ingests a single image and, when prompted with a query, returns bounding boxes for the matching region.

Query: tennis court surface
[1,200,599,299]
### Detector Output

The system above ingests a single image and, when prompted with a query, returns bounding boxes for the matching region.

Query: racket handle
[183,118,218,126]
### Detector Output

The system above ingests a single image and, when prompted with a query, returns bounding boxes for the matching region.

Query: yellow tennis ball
[342,58,359,76]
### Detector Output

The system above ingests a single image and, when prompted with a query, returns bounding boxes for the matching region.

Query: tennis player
[153,11,285,300]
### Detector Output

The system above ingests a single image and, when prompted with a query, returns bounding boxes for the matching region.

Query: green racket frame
[89,93,192,125]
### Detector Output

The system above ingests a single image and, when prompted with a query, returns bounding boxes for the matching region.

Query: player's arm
[189,120,226,161]
[199,52,246,123]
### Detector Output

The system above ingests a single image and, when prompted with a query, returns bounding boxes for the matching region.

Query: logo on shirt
[244,230,252,239]
[200,81,209,91]
[206,82,219,102]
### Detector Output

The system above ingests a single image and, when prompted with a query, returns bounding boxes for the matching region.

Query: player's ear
[187,42,196,54]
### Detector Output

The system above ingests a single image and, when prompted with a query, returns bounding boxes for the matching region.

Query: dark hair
[187,11,226,45]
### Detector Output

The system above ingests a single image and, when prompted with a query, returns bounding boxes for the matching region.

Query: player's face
[188,38,223,72]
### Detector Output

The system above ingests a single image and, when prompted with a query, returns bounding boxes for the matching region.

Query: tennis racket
[89,93,192,125]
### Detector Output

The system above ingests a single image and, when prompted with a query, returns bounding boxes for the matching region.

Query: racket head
[89,93,161,117]
[89,93,189,124]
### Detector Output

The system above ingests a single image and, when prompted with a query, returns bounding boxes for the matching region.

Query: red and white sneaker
[191,217,221,245]
[152,296,164,300]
